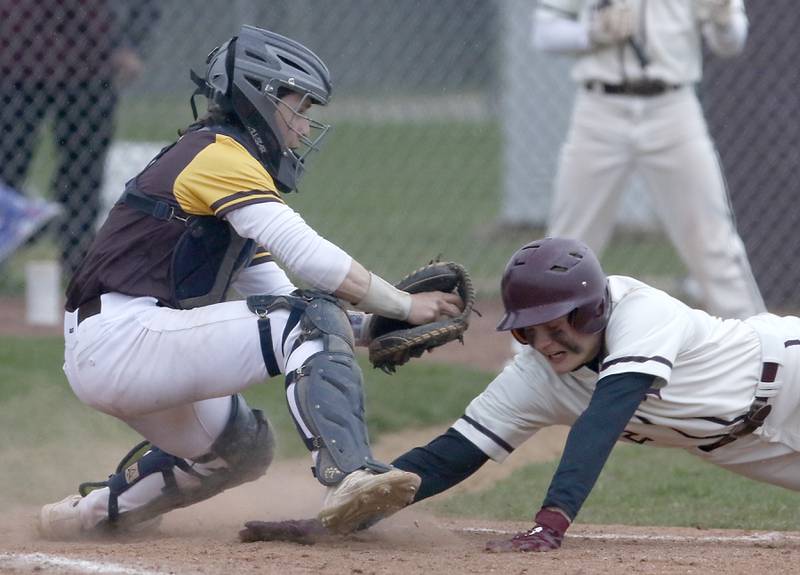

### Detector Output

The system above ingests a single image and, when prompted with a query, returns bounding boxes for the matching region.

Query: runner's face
[520,315,601,373]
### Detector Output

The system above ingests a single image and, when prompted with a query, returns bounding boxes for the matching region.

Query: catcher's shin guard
[289,350,390,485]
[279,293,389,485]
[80,394,274,531]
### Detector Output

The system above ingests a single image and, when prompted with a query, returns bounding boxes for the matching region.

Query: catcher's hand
[367,261,475,373]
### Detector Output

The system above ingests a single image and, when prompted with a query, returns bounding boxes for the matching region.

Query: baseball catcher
[38,25,464,540]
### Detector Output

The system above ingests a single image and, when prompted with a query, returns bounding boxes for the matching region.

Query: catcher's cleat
[318,468,420,534]
[38,494,84,540]
[38,493,164,540]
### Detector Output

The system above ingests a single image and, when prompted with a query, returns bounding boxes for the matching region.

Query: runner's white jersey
[536,0,748,84]
[454,276,764,460]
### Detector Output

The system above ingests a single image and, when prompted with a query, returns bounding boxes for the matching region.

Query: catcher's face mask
[196,26,333,193]
[272,87,331,170]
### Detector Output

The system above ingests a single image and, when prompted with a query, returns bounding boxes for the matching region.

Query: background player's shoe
[0,183,62,263]
[318,468,420,534]
[38,494,83,540]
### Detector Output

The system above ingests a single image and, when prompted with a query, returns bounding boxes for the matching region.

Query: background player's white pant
[63,292,324,529]
[547,87,765,319]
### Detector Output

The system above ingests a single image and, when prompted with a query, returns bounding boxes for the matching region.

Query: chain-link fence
[1,1,797,315]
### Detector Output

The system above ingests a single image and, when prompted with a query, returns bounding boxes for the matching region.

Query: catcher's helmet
[497,237,609,334]
[192,25,332,192]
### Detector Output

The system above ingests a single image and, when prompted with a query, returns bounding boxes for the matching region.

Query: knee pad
[205,393,275,485]
[79,394,274,530]
[296,292,355,354]
[247,290,356,374]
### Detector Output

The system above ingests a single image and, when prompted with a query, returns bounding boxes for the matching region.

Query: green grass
[5,335,798,530]
[0,335,488,505]
[6,101,686,298]
[434,442,800,531]
[116,97,191,142]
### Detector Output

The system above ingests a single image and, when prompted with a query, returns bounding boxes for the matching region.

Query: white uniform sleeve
[702,11,748,57]
[231,260,296,297]
[599,288,689,387]
[452,352,567,462]
[225,202,351,293]
[533,4,591,54]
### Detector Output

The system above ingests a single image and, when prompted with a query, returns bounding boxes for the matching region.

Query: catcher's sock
[318,468,420,534]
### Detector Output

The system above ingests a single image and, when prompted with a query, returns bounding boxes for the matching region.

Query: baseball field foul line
[457,527,800,544]
[0,552,166,575]
[3,529,798,573]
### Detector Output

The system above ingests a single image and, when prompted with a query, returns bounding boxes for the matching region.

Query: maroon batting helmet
[497,237,609,335]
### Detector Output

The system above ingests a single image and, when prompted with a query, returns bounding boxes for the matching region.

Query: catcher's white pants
[547,86,765,319]
[62,292,324,529]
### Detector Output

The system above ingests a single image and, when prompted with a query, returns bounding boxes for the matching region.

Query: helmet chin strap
[188,69,212,121]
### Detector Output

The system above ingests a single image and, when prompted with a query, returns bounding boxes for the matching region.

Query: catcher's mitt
[368,261,475,373]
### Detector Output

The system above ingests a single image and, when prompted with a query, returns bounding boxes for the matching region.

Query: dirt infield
[3,297,800,573]
[4,483,800,574]
[5,431,800,575]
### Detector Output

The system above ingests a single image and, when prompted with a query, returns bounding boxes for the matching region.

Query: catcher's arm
[338,260,463,325]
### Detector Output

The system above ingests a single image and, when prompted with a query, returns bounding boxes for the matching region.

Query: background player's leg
[0,80,47,191]
[547,92,635,254]
[639,92,764,319]
[52,78,117,275]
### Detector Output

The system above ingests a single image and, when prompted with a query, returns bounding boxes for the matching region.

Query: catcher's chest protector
[122,184,256,309]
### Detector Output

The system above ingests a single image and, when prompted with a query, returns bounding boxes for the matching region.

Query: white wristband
[355,272,412,320]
